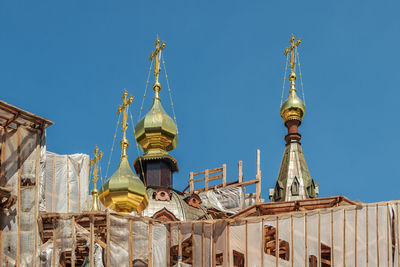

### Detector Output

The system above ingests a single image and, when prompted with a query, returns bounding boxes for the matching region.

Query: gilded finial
[283,34,302,93]
[89,146,103,211]
[149,37,166,99]
[117,89,134,158]
[280,34,305,123]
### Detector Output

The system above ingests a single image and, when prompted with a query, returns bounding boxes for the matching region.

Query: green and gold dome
[280,72,306,123]
[134,37,178,159]
[99,90,149,213]
[99,156,148,213]
[134,82,178,155]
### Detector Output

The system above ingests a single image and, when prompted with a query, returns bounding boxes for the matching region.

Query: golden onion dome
[280,72,306,123]
[134,95,178,155]
[99,89,149,213]
[99,156,149,213]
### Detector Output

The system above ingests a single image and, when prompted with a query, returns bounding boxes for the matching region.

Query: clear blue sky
[1,1,398,203]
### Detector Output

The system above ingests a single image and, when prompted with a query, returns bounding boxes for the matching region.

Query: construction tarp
[199,187,246,214]
[44,152,89,213]
[41,201,400,267]
[0,126,45,266]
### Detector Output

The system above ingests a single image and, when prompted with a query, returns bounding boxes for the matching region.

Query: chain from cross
[283,35,302,72]
[89,146,103,189]
[149,37,166,84]
[117,89,134,157]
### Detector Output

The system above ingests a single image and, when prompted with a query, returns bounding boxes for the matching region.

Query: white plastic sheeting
[38,217,104,267]
[44,152,89,213]
[199,186,246,214]
[40,202,400,266]
[0,126,46,266]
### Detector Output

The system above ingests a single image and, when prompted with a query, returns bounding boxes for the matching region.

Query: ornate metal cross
[117,89,134,158]
[149,37,166,84]
[283,35,302,72]
[89,146,103,190]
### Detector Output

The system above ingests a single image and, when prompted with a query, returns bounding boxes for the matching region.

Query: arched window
[291,176,300,196]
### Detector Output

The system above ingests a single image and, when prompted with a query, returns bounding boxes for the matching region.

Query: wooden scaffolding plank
[291,215,293,267]
[256,149,261,203]
[366,205,369,267]
[189,172,194,194]
[226,222,230,267]
[212,223,216,267]
[202,222,205,267]
[318,211,321,267]
[78,163,81,212]
[397,203,399,267]
[90,215,94,267]
[106,211,110,267]
[71,216,76,267]
[148,222,152,267]
[178,223,182,265]
[205,169,209,191]
[331,210,334,267]
[129,219,133,267]
[67,157,70,212]
[344,209,348,267]
[305,214,308,267]
[52,227,57,267]
[276,216,279,267]
[387,204,390,267]
[33,131,40,267]
[238,160,243,183]
[191,223,195,266]
[376,204,379,267]
[0,128,5,187]
[52,153,56,212]
[222,164,226,187]
[166,224,171,267]
[355,207,358,267]
[16,127,21,267]
[261,218,264,267]
[245,220,248,267]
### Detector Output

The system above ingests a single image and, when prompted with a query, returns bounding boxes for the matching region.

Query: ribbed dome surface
[280,90,306,122]
[99,157,149,213]
[134,98,178,154]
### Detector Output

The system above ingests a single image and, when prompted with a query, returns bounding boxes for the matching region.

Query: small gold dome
[99,157,149,213]
[135,97,178,155]
[280,90,305,123]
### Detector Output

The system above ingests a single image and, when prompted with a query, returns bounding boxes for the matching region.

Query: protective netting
[0,124,92,266]
[0,126,45,266]
[39,202,400,267]
[44,152,89,213]
[1,126,400,266]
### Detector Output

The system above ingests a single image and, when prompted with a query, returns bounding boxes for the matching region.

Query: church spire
[89,146,102,211]
[149,37,166,100]
[99,90,149,213]
[270,35,318,202]
[134,37,179,188]
[117,89,134,158]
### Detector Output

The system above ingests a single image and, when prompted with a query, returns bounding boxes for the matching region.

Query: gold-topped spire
[280,34,305,123]
[284,35,302,93]
[135,37,178,156]
[149,37,166,99]
[99,89,149,213]
[89,146,103,211]
[117,89,134,158]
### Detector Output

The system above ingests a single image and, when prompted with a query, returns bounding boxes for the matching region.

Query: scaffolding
[37,201,400,267]
[0,101,91,266]
[1,100,400,267]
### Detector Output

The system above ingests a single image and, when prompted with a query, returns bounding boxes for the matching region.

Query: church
[0,35,398,267]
